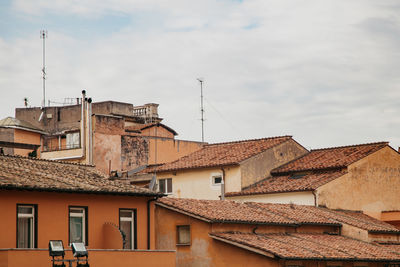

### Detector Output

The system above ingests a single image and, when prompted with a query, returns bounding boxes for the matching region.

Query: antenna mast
[197,78,205,143]
[40,30,48,108]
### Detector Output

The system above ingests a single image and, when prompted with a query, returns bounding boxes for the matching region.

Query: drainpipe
[88,98,93,165]
[312,190,318,207]
[81,90,86,157]
[147,197,159,250]
[221,168,226,200]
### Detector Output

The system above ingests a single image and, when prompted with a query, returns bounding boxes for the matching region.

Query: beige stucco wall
[157,166,241,200]
[240,139,308,189]
[227,191,315,205]
[317,146,400,219]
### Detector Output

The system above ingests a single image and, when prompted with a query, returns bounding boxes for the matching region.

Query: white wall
[227,191,315,205]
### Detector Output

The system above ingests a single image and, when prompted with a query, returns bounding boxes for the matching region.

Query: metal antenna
[197,78,205,142]
[40,30,48,108]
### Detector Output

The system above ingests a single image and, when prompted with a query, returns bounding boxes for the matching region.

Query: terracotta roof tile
[210,232,400,261]
[0,155,161,196]
[151,136,293,172]
[157,198,400,233]
[157,197,299,225]
[272,142,388,174]
[227,170,346,196]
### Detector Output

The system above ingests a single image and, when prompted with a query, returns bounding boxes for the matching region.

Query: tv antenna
[197,78,205,143]
[40,30,48,108]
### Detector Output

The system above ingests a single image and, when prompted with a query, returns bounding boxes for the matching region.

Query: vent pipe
[81,90,86,156]
[88,97,93,165]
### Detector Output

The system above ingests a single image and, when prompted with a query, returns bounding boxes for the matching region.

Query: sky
[0,0,400,150]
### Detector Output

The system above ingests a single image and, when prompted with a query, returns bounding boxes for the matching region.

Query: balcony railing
[42,143,81,152]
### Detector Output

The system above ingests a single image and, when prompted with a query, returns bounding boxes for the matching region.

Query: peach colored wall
[0,190,154,250]
[317,147,400,219]
[13,129,41,157]
[228,191,315,206]
[0,249,175,267]
[148,138,203,165]
[94,132,121,174]
[240,139,308,188]
[142,126,174,138]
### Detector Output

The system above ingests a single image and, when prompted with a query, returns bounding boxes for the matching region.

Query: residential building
[138,136,308,199]
[3,90,203,175]
[0,154,175,267]
[155,197,400,267]
[226,142,400,224]
[0,117,45,157]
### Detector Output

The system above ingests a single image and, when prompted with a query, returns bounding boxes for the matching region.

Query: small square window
[159,178,172,194]
[212,175,222,185]
[177,225,190,245]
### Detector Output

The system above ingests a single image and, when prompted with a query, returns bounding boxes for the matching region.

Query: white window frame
[210,173,223,189]
[120,209,136,249]
[66,132,80,149]
[69,207,86,245]
[158,178,172,194]
[17,205,35,248]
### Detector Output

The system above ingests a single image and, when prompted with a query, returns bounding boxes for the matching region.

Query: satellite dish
[38,111,44,122]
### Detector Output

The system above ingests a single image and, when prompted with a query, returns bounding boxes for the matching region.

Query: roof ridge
[205,135,292,147]
[0,154,95,167]
[310,141,388,152]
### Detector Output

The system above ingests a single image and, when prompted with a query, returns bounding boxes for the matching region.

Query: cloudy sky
[1,0,399,150]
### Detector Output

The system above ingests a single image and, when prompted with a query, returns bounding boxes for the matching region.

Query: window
[159,178,172,194]
[17,204,37,248]
[119,209,137,249]
[177,225,190,245]
[69,207,88,245]
[66,132,80,149]
[212,175,222,185]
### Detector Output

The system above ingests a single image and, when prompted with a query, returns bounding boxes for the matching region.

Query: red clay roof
[210,232,400,261]
[0,154,161,196]
[151,136,293,172]
[272,142,388,174]
[227,170,346,196]
[157,198,400,233]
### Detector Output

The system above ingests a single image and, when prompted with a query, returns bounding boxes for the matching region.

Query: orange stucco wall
[155,205,341,267]
[148,137,203,165]
[13,129,41,157]
[0,190,155,250]
[0,249,175,267]
[142,126,174,138]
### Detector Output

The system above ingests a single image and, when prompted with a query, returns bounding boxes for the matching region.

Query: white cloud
[1,0,400,149]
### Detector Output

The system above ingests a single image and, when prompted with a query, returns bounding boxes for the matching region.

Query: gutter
[48,155,84,161]
[147,196,161,249]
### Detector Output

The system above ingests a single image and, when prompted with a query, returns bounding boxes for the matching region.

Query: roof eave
[0,185,164,197]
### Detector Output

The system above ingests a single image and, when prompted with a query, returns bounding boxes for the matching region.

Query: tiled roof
[246,202,400,233]
[157,198,400,233]
[0,155,162,196]
[151,136,293,172]
[210,232,400,261]
[227,170,346,196]
[272,142,388,174]
[0,116,46,134]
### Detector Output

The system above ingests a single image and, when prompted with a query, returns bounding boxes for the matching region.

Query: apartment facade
[155,197,400,267]
[140,136,308,199]
[0,154,175,267]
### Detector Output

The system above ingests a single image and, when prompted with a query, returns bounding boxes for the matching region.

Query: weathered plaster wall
[157,166,241,200]
[147,137,203,165]
[121,136,149,171]
[0,128,14,155]
[228,191,315,206]
[317,147,400,219]
[240,139,308,189]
